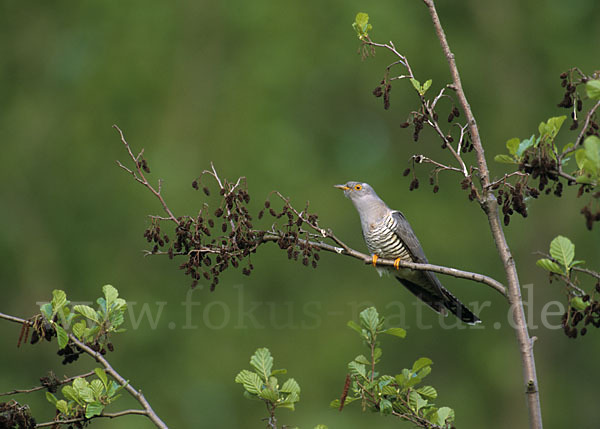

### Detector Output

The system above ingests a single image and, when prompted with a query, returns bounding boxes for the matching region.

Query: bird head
[334,181,377,202]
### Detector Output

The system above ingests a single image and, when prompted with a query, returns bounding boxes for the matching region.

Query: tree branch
[0,371,95,397]
[35,409,148,428]
[421,1,543,428]
[0,312,168,429]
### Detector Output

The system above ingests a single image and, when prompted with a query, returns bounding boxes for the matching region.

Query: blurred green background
[1,0,599,428]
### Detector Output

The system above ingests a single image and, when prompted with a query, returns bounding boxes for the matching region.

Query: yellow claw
[372,254,379,267]
[393,258,402,270]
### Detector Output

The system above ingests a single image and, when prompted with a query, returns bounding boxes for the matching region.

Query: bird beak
[334,184,350,191]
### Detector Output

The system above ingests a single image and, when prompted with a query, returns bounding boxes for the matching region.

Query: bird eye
[354,184,362,191]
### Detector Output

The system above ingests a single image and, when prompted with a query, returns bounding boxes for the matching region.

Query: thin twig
[0,371,95,397]
[35,409,148,428]
[0,312,168,429]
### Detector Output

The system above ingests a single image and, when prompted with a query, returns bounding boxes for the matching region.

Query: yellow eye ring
[354,184,362,191]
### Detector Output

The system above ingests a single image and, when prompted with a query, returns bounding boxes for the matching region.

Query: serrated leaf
[250,348,273,380]
[56,399,69,415]
[359,307,379,332]
[259,387,279,402]
[103,285,119,308]
[46,392,58,405]
[408,391,423,412]
[536,258,564,275]
[494,154,516,164]
[354,354,371,365]
[412,357,433,372]
[62,385,81,404]
[348,361,367,379]
[417,386,437,399]
[55,325,68,349]
[73,305,100,324]
[281,378,300,394]
[549,236,575,269]
[382,327,406,338]
[437,406,455,425]
[586,80,600,100]
[235,369,263,395]
[94,368,108,389]
[90,379,104,399]
[373,347,382,362]
[72,320,86,339]
[85,401,104,419]
[506,138,520,156]
[51,290,68,315]
[379,398,393,415]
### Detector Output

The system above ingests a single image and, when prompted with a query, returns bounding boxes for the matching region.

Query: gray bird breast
[364,213,412,261]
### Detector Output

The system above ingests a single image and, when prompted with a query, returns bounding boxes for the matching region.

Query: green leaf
[494,154,517,164]
[516,135,536,157]
[379,398,393,415]
[352,12,372,39]
[382,327,406,338]
[539,116,566,139]
[346,320,364,336]
[235,370,263,395]
[40,303,53,320]
[61,385,81,404]
[103,285,119,308]
[94,368,108,389]
[73,305,100,324]
[314,425,329,429]
[422,79,432,94]
[373,347,382,362]
[549,236,575,269]
[575,148,587,170]
[417,385,438,399]
[56,399,69,415]
[412,357,433,373]
[571,296,590,311]
[359,307,379,332]
[437,406,454,425]
[408,391,426,412]
[271,368,287,376]
[250,348,273,380]
[90,379,104,399]
[280,378,301,394]
[51,290,68,315]
[348,361,367,379]
[354,354,371,365]
[562,142,575,154]
[506,137,520,156]
[46,392,58,405]
[259,387,279,402]
[410,78,421,93]
[72,320,86,339]
[85,401,104,419]
[55,325,69,349]
[586,80,600,100]
[536,258,564,275]
[584,136,600,171]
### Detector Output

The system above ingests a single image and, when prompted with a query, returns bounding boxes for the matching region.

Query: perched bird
[335,181,481,324]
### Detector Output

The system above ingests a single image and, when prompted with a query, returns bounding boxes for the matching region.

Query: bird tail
[440,287,481,325]
[395,276,481,325]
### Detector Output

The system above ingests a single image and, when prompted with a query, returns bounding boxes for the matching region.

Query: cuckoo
[335,181,481,324]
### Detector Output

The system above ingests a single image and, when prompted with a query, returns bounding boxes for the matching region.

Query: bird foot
[372,254,379,267]
[393,258,402,270]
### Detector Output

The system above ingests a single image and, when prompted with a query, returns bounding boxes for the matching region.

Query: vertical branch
[421,1,543,428]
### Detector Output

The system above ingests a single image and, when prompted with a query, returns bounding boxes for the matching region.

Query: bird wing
[390,210,429,263]
[390,210,445,293]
